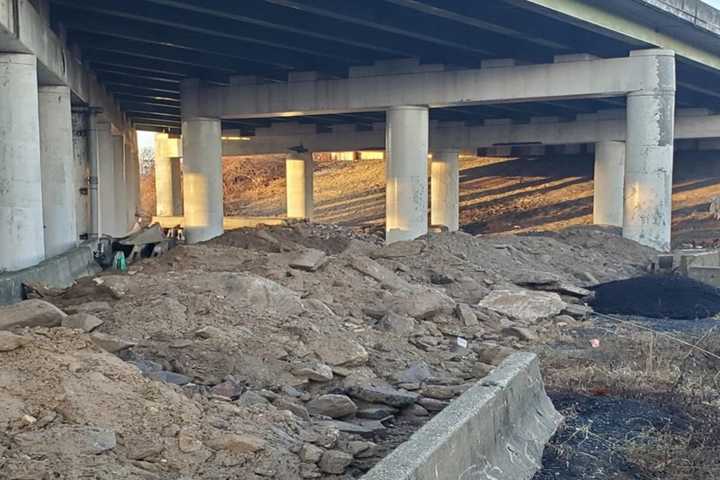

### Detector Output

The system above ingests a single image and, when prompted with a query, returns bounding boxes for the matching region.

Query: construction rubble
[0,224,655,479]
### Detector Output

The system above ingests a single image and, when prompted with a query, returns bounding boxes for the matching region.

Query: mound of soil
[591,275,720,319]
[1,224,657,479]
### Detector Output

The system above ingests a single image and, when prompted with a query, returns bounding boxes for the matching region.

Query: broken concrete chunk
[15,425,116,455]
[274,398,310,420]
[348,385,418,408]
[300,443,324,463]
[379,311,416,336]
[502,326,539,342]
[455,303,478,326]
[0,331,31,352]
[62,313,104,332]
[420,385,461,400]
[0,299,66,330]
[90,332,136,353]
[385,287,455,320]
[292,363,334,382]
[396,362,433,384]
[307,394,358,418]
[212,272,304,315]
[319,449,353,474]
[478,288,566,323]
[289,248,327,271]
[311,337,368,367]
[349,255,409,291]
[416,397,449,412]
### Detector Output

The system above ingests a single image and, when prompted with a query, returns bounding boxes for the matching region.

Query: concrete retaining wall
[362,352,562,480]
[0,244,101,305]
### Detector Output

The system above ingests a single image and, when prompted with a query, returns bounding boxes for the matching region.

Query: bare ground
[1,223,680,479]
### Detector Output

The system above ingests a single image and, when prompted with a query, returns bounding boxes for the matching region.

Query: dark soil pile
[590,275,720,320]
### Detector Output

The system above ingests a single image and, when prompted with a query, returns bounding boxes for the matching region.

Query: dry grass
[538,318,720,479]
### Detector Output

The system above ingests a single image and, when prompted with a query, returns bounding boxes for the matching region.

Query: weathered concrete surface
[688,265,720,288]
[362,352,562,480]
[0,244,100,305]
[152,215,288,230]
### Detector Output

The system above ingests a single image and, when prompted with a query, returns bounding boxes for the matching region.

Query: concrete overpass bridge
[3,0,720,273]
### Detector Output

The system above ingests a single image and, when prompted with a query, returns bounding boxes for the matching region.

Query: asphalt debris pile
[0,223,655,479]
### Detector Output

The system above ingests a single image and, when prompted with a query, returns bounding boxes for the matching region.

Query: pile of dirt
[0,224,657,479]
[590,275,720,319]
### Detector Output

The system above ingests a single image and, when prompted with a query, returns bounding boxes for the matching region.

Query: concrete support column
[38,85,77,257]
[182,118,223,243]
[96,118,116,237]
[431,149,460,231]
[154,133,183,216]
[0,54,44,271]
[286,150,314,219]
[385,105,429,243]
[125,140,140,226]
[113,135,128,234]
[623,50,676,252]
[593,141,625,227]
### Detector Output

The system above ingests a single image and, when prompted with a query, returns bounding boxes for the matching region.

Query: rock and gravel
[0,223,655,479]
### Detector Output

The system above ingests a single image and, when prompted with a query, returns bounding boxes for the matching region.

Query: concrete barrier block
[362,352,561,480]
[688,265,720,288]
[0,244,100,305]
[679,250,720,275]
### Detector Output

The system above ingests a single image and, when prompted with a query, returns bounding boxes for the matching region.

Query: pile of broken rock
[0,224,654,479]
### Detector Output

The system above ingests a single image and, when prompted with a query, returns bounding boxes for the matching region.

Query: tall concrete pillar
[593,141,625,227]
[96,118,116,237]
[0,54,44,271]
[124,140,140,226]
[286,150,313,219]
[154,133,183,216]
[182,118,223,243]
[38,86,77,257]
[385,106,429,243]
[431,149,460,231]
[113,135,128,234]
[623,50,676,252]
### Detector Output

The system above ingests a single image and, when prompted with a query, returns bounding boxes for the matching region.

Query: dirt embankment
[141,151,720,246]
[1,224,658,479]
